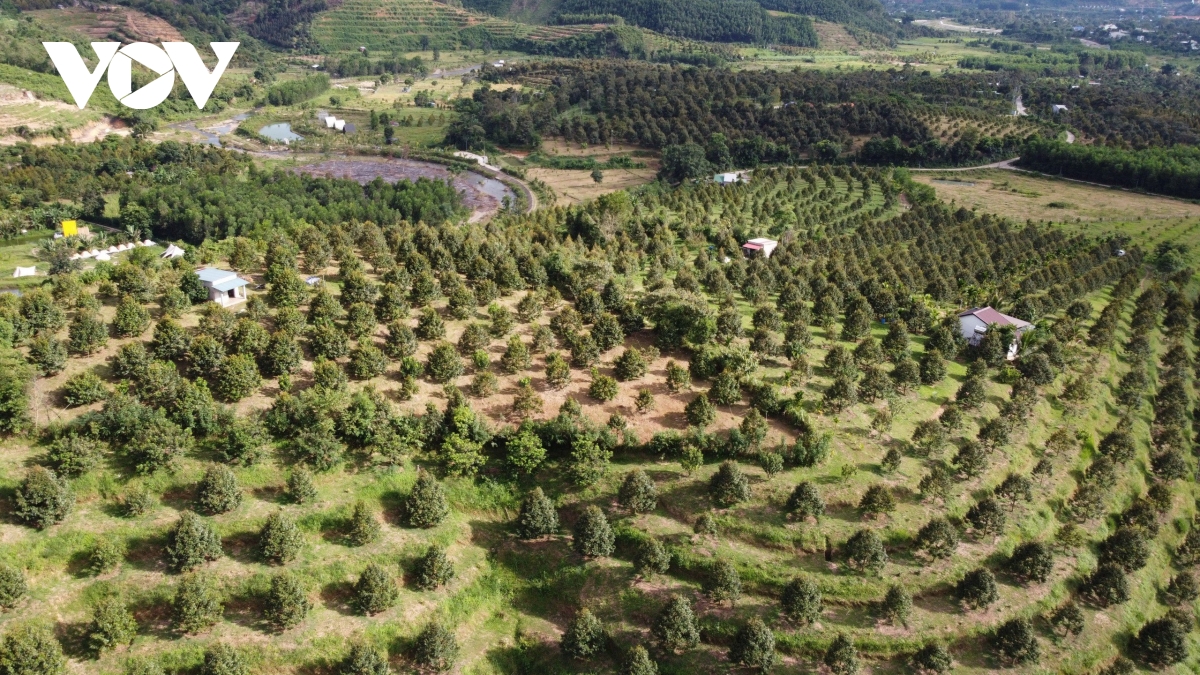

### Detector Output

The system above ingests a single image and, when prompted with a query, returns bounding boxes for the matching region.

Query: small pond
[259,123,303,143]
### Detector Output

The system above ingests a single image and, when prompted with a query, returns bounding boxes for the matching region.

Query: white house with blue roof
[196,267,249,307]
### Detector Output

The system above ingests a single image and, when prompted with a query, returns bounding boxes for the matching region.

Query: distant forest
[1020,140,1200,200]
[555,0,818,46]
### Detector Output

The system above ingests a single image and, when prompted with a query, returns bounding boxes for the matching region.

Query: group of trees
[1020,140,1200,200]
[556,0,818,46]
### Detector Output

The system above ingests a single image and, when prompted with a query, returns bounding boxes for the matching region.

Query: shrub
[46,433,100,477]
[858,484,895,516]
[573,505,614,558]
[15,467,73,529]
[694,512,717,535]
[265,572,311,631]
[652,596,698,652]
[879,584,912,626]
[614,349,648,381]
[709,461,750,507]
[567,435,611,487]
[786,482,825,520]
[1006,541,1053,583]
[383,321,417,359]
[340,642,389,675]
[173,572,223,633]
[706,559,741,604]
[515,488,558,539]
[259,512,303,564]
[166,512,223,572]
[916,518,960,559]
[562,609,604,660]
[824,633,859,675]
[200,643,247,675]
[88,539,124,575]
[634,389,655,413]
[992,617,1040,665]
[197,465,242,515]
[1164,572,1199,605]
[505,429,545,477]
[760,451,784,478]
[413,622,458,673]
[122,484,154,517]
[308,322,349,360]
[88,596,136,654]
[405,470,449,528]
[215,354,261,402]
[312,357,348,390]
[544,352,570,388]
[966,497,1007,535]
[781,576,822,624]
[618,469,658,514]
[61,371,107,410]
[347,500,381,546]
[0,624,65,675]
[0,565,26,609]
[634,536,670,576]
[412,545,454,591]
[844,529,887,574]
[293,421,344,471]
[352,563,397,615]
[588,371,618,402]
[684,393,716,428]
[729,618,776,672]
[955,568,998,609]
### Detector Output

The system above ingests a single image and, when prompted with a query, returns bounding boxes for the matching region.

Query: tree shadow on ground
[320,580,357,616]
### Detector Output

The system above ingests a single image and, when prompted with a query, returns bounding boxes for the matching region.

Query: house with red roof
[958,306,1032,358]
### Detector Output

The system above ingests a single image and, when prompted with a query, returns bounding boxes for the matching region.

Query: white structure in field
[453,151,501,172]
[196,267,249,307]
[957,306,1032,359]
[715,172,740,184]
[741,238,778,259]
[12,266,35,278]
[161,244,186,259]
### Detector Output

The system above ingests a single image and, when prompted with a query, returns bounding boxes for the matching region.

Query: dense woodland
[556,0,818,46]
[1020,139,1200,199]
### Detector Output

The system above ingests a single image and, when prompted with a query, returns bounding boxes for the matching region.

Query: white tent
[79,251,93,259]
[334,119,346,131]
[95,252,111,261]
[324,116,337,128]
[12,266,36,277]
[142,240,155,247]
[106,245,118,253]
[88,249,101,256]
[161,244,186,259]
[69,254,81,260]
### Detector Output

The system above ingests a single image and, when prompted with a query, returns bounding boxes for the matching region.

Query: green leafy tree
[1083,563,1130,607]
[112,296,151,337]
[635,537,670,576]
[1048,601,1084,638]
[173,572,223,633]
[427,342,463,383]
[200,643,247,675]
[955,568,998,609]
[88,596,136,654]
[347,500,381,546]
[1099,527,1149,572]
[67,311,107,355]
[500,335,531,374]
[0,565,27,609]
[0,623,65,675]
[992,617,1040,666]
[621,645,657,675]
[573,505,614,558]
[26,336,67,376]
[618,469,658,514]
[786,482,825,520]
[215,354,261,402]
[265,572,311,630]
[1133,615,1188,667]
[88,539,124,575]
[729,617,776,673]
[340,642,389,675]
[562,609,605,660]
[824,633,859,675]
[405,470,449,528]
[710,461,751,507]
[568,435,611,486]
[706,559,741,604]
[685,393,716,428]
[196,464,241,515]
[505,428,545,477]
[545,352,571,389]
[166,511,223,572]
[412,545,455,591]
[1006,541,1053,583]
[858,484,895,517]
[653,595,699,652]
[46,433,100,476]
[588,371,618,402]
[15,467,73,530]
[348,344,388,380]
[844,529,887,574]
[413,622,458,673]
[916,518,960,559]
[912,642,953,674]
[515,487,558,539]
[286,468,317,504]
[781,576,822,624]
[879,584,912,626]
[352,563,397,615]
[151,318,191,361]
[259,512,303,564]
[966,497,1007,535]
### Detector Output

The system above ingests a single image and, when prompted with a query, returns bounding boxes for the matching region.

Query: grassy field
[913,169,1200,261]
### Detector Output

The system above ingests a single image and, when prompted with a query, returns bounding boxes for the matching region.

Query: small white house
[1052,104,1069,114]
[714,172,740,185]
[958,306,1032,358]
[196,267,249,307]
[741,238,778,259]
